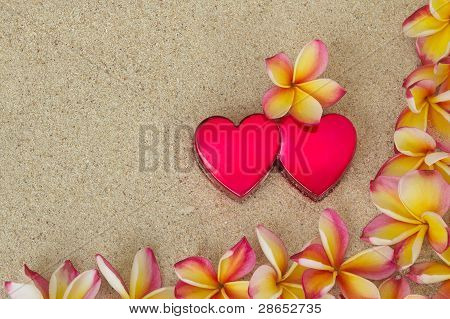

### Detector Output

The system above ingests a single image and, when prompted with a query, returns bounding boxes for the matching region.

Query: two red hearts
[194,113,356,201]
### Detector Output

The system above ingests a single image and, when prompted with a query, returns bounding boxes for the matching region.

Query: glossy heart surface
[194,114,280,199]
[278,114,357,201]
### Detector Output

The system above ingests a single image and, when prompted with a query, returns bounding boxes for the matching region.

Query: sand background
[1,0,445,298]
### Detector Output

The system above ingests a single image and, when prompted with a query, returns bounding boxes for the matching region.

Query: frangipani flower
[248,225,305,299]
[174,237,256,299]
[403,57,450,88]
[96,247,174,299]
[376,127,449,182]
[262,39,346,125]
[379,276,413,299]
[378,260,449,299]
[396,79,450,152]
[399,261,450,299]
[363,170,450,269]
[291,209,396,299]
[407,261,450,284]
[403,0,450,64]
[4,260,101,299]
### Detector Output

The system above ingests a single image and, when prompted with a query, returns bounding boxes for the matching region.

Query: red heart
[194,114,280,199]
[278,114,357,201]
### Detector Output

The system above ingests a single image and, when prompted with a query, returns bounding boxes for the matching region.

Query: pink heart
[278,114,357,201]
[194,114,280,199]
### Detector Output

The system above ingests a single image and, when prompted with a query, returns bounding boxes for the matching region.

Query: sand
[0,0,444,298]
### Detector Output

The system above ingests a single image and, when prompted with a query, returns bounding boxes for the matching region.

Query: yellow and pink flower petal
[217,237,256,284]
[279,283,305,299]
[435,57,450,84]
[318,208,349,268]
[281,263,306,284]
[394,127,436,156]
[403,5,448,37]
[142,287,175,299]
[262,86,295,119]
[302,268,336,299]
[430,0,450,21]
[49,260,79,299]
[428,103,450,152]
[424,152,449,166]
[434,280,450,299]
[379,277,411,299]
[422,212,449,253]
[429,90,450,104]
[396,107,428,131]
[4,282,44,299]
[96,254,130,298]
[290,243,334,271]
[407,261,450,284]
[255,225,289,280]
[438,244,450,265]
[361,214,423,246]
[434,161,450,183]
[369,176,420,224]
[223,281,250,299]
[340,246,396,280]
[376,154,424,178]
[24,264,49,299]
[63,269,101,299]
[403,64,446,88]
[293,39,328,84]
[297,79,346,108]
[289,88,323,125]
[398,170,450,219]
[337,271,380,299]
[129,248,162,299]
[174,281,218,299]
[248,265,283,299]
[416,25,450,64]
[394,227,428,269]
[406,80,436,113]
[265,53,293,88]
[174,257,219,289]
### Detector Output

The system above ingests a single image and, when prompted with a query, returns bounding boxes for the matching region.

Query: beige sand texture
[0,0,446,298]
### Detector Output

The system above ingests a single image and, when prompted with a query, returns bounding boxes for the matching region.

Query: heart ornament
[194,114,280,199]
[278,114,357,200]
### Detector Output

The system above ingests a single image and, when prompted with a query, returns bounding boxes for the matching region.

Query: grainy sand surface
[1,0,443,298]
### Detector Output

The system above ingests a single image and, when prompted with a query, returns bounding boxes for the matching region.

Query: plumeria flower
[363,170,449,269]
[403,261,450,299]
[378,260,449,299]
[403,0,450,64]
[262,39,346,125]
[379,276,415,299]
[407,261,450,284]
[248,225,306,299]
[396,79,450,152]
[4,260,101,299]
[291,209,396,299]
[96,247,174,299]
[403,57,450,89]
[376,127,449,182]
[174,237,256,299]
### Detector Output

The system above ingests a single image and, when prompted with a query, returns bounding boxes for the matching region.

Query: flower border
[3,0,449,299]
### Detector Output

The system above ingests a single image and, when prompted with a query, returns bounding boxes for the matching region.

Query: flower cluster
[2,0,449,299]
[361,0,450,299]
